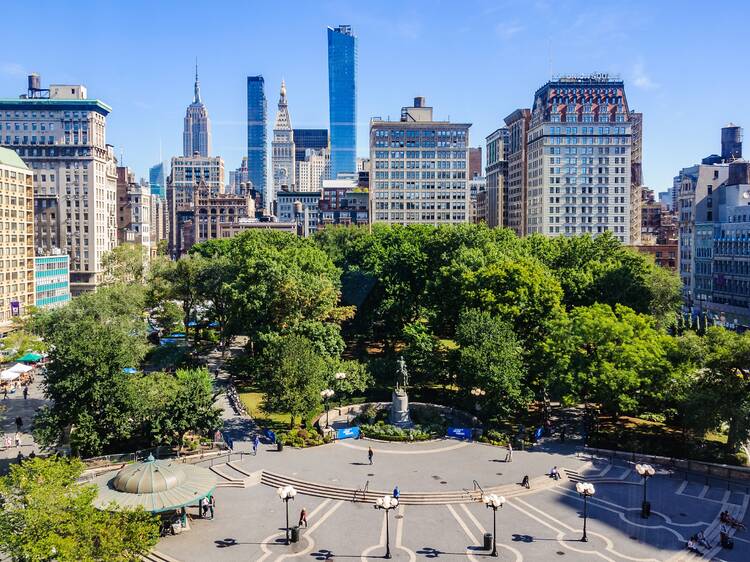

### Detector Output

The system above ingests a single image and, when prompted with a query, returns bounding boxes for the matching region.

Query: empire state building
[183,64,211,157]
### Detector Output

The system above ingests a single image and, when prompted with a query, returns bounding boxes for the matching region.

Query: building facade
[526,75,637,243]
[271,81,295,207]
[277,189,321,236]
[469,147,482,179]
[484,128,508,228]
[328,25,357,178]
[193,184,255,246]
[294,129,328,161]
[149,161,166,198]
[183,65,211,157]
[0,74,118,295]
[296,148,330,192]
[246,76,267,204]
[0,148,34,334]
[319,178,368,228]
[503,109,531,235]
[116,166,151,250]
[370,97,470,225]
[167,154,224,256]
[34,253,70,310]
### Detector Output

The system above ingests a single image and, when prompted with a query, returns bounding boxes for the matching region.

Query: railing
[352,479,370,502]
[582,446,750,493]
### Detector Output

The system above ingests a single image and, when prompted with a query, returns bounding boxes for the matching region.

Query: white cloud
[632,62,658,90]
[1,62,26,76]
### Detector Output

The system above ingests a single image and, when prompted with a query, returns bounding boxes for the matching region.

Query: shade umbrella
[92,455,216,513]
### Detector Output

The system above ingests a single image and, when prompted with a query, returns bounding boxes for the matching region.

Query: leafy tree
[454,309,528,419]
[0,456,158,561]
[196,255,240,350]
[102,243,148,285]
[257,334,327,426]
[149,255,205,344]
[151,300,183,335]
[401,321,447,386]
[544,303,672,418]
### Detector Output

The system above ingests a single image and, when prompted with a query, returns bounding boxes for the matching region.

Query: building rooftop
[0,97,112,115]
[0,147,29,170]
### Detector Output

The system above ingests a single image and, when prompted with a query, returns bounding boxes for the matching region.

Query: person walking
[15,432,21,448]
[253,434,260,456]
[505,442,513,462]
[208,495,215,519]
[393,485,400,500]
[15,416,23,431]
[3,387,7,400]
[23,386,28,400]
[299,508,308,528]
[368,446,374,465]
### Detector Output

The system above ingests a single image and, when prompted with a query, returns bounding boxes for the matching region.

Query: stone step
[141,550,181,562]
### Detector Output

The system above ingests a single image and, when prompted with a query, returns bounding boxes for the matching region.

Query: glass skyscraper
[149,162,166,198]
[247,76,268,206]
[327,25,357,179]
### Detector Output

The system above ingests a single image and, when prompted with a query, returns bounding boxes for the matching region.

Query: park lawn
[238,390,290,431]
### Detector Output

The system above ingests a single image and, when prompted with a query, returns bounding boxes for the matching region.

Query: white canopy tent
[1,363,33,381]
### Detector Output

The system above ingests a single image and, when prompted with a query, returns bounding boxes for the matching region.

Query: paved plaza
[154,438,750,562]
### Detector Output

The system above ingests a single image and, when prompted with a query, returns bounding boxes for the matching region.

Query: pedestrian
[199,497,207,518]
[16,450,23,464]
[15,416,22,430]
[393,485,400,500]
[560,426,566,443]
[23,386,28,400]
[368,446,374,465]
[253,434,260,455]
[299,508,308,528]
[686,537,702,555]
[505,442,513,462]
[521,475,530,489]
[3,387,7,400]
[550,466,560,480]
[696,530,711,549]
[15,432,21,448]
[208,495,215,519]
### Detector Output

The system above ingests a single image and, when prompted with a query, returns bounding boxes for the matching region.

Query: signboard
[447,427,472,440]
[336,426,360,440]
[10,301,20,317]
[264,429,276,444]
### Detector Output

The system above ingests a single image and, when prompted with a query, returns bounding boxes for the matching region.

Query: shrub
[278,428,326,448]
[359,423,437,442]
[358,404,380,424]
[479,429,508,446]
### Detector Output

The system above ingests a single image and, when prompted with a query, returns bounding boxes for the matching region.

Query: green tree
[544,303,671,418]
[454,309,528,419]
[401,321,447,387]
[102,243,148,285]
[258,334,327,426]
[150,255,205,344]
[0,456,158,561]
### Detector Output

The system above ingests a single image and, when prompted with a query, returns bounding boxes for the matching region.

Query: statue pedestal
[390,389,413,428]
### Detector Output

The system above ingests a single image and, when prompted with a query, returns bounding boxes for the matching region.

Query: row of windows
[2,111,89,119]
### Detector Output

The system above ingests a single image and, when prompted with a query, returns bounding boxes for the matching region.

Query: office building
[296,148,330,192]
[277,189,321,236]
[272,81,295,205]
[319,178,369,227]
[484,128,508,228]
[0,74,118,295]
[34,253,70,310]
[116,166,151,250]
[526,74,638,243]
[370,97,471,225]
[183,64,211,157]
[229,156,249,194]
[217,218,297,238]
[167,154,224,256]
[328,25,357,178]
[469,147,482,179]
[503,109,530,235]
[294,129,328,161]
[192,184,255,247]
[246,76,267,205]
[469,175,487,224]
[149,161,166,198]
[150,194,167,254]
[0,148,34,334]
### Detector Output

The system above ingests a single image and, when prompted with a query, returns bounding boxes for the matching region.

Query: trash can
[483,532,493,551]
[277,441,284,452]
[290,526,300,543]
[641,501,651,518]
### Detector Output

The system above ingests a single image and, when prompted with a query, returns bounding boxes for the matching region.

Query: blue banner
[447,427,472,440]
[264,429,276,443]
[336,426,360,440]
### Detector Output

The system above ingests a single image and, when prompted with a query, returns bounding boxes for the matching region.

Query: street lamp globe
[277,485,297,500]
[482,493,505,508]
[321,389,334,400]
[635,463,655,477]
[576,482,595,496]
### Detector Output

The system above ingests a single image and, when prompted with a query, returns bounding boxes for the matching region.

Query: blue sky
[1,0,748,193]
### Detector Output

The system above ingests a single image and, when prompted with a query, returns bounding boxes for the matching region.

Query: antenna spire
[193,58,201,104]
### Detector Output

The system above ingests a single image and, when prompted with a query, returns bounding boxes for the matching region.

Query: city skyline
[1,0,749,192]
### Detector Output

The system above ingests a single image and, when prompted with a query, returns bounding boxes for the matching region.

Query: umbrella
[1,370,20,381]
[17,352,43,363]
[93,455,216,513]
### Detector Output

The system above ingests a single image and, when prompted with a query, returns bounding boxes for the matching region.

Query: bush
[638,412,666,423]
[277,428,326,448]
[358,404,380,424]
[359,422,437,442]
[479,429,509,446]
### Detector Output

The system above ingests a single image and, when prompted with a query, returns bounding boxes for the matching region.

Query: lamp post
[277,485,297,544]
[320,388,334,428]
[375,495,399,559]
[635,463,655,518]
[470,387,486,412]
[334,371,347,408]
[482,493,505,557]
[576,482,595,542]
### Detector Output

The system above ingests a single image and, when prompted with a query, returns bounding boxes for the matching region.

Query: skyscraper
[183,63,211,157]
[271,80,295,205]
[525,74,638,243]
[503,109,531,235]
[293,128,328,161]
[327,25,357,179]
[149,161,166,198]
[247,76,267,204]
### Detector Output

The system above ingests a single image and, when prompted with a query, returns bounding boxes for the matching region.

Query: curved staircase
[260,470,566,505]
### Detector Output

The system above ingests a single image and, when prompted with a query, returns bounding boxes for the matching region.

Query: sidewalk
[1,376,48,466]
